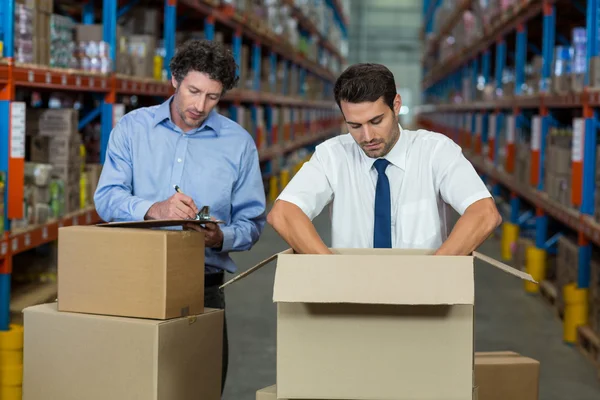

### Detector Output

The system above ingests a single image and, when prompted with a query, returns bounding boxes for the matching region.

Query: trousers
[204,272,228,395]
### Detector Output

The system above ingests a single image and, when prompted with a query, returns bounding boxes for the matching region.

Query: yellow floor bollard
[501,222,519,261]
[0,364,22,386]
[0,350,22,367]
[279,169,290,191]
[562,283,588,343]
[0,325,23,352]
[525,246,546,293]
[0,385,22,400]
[268,175,279,203]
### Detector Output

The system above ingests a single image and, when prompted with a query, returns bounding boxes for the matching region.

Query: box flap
[273,254,475,305]
[220,249,293,289]
[473,252,536,283]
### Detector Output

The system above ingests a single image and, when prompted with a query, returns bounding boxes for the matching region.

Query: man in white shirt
[267,63,501,255]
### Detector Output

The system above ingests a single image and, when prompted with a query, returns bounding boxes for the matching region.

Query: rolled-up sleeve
[277,145,334,220]
[93,117,154,222]
[432,136,492,215]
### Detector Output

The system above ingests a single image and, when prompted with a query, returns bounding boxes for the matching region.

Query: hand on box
[184,221,224,250]
[145,193,199,220]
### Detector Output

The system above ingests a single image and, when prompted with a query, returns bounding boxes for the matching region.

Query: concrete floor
[223,209,600,400]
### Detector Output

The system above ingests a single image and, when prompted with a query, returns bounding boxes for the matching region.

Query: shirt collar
[362,124,408,172]
[152,96,222,135]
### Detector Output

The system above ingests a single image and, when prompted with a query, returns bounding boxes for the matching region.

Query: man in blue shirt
[94,39,267,393]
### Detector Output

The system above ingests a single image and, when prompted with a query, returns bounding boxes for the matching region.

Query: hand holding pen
[143,184,199,220]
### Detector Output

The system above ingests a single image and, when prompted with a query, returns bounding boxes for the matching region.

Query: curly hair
[169,39,239,92]
[334,63,397,110]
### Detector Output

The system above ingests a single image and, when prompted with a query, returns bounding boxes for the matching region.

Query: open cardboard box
[223,248,535,400]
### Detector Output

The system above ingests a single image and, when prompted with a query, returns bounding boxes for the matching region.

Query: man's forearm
[267,201,332,255]
[435,199,502,256]
[94,185,153,222]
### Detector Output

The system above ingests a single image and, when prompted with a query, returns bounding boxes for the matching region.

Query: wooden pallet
[576,326,600,378]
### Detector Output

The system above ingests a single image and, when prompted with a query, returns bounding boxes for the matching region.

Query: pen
[174,185,182,194]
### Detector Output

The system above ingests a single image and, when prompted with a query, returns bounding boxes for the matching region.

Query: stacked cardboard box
[23,225,223,399]
[556,235,579,314]
[229,248,536,400]
[14,0,53,65]
[515,142,530,186]
[26,109,82,214]
[544,129,572,207]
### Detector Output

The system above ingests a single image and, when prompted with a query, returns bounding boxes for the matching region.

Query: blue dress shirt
[94,97,267,274]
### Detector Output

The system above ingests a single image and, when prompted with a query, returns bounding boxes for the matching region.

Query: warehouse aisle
[224,209,600,400]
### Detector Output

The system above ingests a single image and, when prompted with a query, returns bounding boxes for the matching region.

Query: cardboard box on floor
[223,248,536,400]
[475,351,540,400]
[58,224,206,320]
[256,385,481,400]
[23,303,223,400]
[255,351,538,400]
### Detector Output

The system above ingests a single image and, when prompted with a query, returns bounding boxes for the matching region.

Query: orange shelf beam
[0,207,101,265]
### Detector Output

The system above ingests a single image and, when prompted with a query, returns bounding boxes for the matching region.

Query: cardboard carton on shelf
[57,225,206,320]
[23,303,223,400]
[226,248,535,400]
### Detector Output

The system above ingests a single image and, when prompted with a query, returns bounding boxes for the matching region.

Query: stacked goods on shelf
[544,127,572,207]
[515,139,530,186]
[50,14,77,69]
[552,46,572,95]
[26,109,81,216]
[23,226,224,399]
[523,56,543,95]
[571,28,586,93]
[13,0,53,65]
[556,235,579,315]
[14,2,35,64]
[11,163,54,230]
[75,24,133,76]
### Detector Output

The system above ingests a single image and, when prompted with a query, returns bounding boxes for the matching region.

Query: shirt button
[177,158,182,163]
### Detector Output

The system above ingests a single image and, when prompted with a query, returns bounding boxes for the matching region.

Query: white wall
[347,0,423,126]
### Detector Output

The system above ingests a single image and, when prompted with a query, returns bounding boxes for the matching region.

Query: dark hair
[169,39,239,92]
[333,63,397,110]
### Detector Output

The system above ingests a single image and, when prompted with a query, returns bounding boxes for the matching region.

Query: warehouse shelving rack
[417,0,600,366]
[0,0,349,331]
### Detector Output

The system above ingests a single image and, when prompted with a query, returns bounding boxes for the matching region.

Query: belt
[205,272,224,288]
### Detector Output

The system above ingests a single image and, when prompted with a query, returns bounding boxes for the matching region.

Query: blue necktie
[373,159,392,248]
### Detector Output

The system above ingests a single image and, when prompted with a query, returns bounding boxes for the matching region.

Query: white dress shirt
[277,125,492,249]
